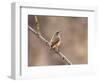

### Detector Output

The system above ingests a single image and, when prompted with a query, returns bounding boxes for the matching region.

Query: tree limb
[28,25,72,65]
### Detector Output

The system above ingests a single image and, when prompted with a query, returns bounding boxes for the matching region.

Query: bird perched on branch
[50,31,61,51]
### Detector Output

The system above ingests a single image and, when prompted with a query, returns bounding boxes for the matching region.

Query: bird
[50,31,61,51]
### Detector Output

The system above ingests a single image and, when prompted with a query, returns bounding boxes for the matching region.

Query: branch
[34,16,40,33]
[28,25,72,65]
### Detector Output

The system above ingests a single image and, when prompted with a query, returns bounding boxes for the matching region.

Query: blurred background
[28,15,88,66]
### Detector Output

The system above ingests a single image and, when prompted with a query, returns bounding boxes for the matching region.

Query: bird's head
[55,31,61,36]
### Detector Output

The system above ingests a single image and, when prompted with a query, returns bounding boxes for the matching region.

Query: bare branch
[54,49,72,65]
[34,16,40,33]
[28,26,49,45]
[28,25,72,65]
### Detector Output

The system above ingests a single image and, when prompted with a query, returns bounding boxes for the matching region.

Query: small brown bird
[50,31,61,51]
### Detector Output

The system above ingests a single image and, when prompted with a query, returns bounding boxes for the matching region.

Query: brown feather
[51,38,60,48]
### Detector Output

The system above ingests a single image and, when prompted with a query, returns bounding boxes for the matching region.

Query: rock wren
[50,31,61,51]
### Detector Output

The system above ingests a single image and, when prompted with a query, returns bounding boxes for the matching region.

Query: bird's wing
[51,37,60,48]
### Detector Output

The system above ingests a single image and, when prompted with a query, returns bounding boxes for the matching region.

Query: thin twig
[34,16,40,33]
[28,25,72,65]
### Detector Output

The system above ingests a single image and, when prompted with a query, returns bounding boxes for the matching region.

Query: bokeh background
[28,15,88,66]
